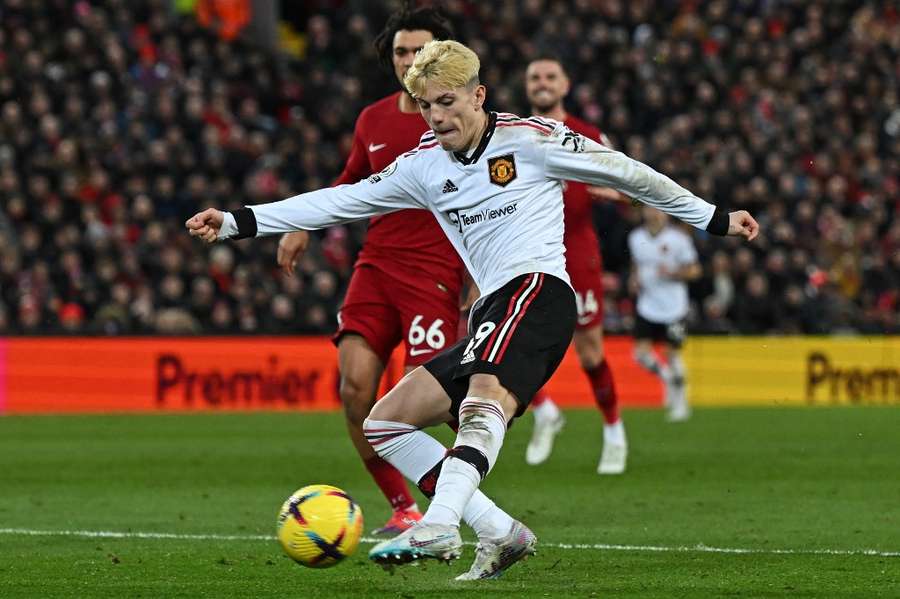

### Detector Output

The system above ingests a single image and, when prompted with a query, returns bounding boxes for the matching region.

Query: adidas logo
[442,179,459,194]
[460,350,475,365]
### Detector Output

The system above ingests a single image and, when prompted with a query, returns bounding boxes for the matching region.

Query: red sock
[586,359,619,424]
[531,388,550,407]
[363,456,415,512]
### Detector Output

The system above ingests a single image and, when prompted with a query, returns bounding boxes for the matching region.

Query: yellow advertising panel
[684,337,900,406]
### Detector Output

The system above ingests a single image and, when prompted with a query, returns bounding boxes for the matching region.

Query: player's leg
[574,323,627,475]
[421,372,518,527]
[363,365,521,566]
[368,273,576,577]
[369,368,535,576]
[337,334,421,533]
[661,323,690,421]
[439,373,540,580]
[373,275,521,554]
[525,386,565,465]
[633,315,673,384]
[365,270,529,553]
[334,267,421,534]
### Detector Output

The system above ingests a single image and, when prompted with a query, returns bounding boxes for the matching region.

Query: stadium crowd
[0,0,897,335]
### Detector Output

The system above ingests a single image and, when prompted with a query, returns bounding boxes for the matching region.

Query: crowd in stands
[0,0,897,335]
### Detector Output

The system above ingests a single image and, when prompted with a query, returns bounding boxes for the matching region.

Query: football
[276,484,364,568]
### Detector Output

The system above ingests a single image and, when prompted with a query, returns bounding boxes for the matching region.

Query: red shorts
[334,264,462,366]
[567,258,604,331]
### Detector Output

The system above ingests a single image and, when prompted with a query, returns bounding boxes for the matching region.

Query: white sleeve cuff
[218,212,239,240]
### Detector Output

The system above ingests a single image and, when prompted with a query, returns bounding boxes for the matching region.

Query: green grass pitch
[1,407,898,598]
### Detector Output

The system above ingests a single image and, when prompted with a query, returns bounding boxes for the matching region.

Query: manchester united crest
[488,154,517,187]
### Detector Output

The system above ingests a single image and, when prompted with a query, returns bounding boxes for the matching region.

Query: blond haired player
[187,40,759,580]
[276,6,463,537]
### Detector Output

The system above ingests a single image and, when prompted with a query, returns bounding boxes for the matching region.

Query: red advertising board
[0,336,662,414]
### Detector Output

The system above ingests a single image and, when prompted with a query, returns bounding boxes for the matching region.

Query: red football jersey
[561,114,604,272]
[334,92,464,291]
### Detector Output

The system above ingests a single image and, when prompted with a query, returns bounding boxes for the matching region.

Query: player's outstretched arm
[543,125,759,240]
[186,159,424,243]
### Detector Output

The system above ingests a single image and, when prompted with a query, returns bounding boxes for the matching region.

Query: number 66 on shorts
[408,315,446,356]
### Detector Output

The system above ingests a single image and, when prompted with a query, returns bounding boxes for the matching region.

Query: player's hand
[627,273,640,296]
[277,231,310,277]
[727,210,760,241]
[587,186,631,203]
[185,208,225,243]
[460,280,481,311]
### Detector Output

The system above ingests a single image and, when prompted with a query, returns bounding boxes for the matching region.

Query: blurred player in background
[276,6,465,536]
[628,207,701,421]
[523,57,628,474]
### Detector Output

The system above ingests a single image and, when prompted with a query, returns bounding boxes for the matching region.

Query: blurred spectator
[695,296,735,335]
[0,0,897,336]
[734,273,778,334]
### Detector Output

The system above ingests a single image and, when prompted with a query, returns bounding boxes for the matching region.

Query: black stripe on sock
[447,445,489,480]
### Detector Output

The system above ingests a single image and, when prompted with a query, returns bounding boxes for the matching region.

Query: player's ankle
[603,420,626,445]
[533,398,561,422]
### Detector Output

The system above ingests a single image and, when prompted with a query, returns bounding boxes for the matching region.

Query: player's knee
[574,329,604,369]
[576,344,603,370]
[339,374,377,425]
[343,399,372,426]
[366,393,398,423]
[467,373,505,398]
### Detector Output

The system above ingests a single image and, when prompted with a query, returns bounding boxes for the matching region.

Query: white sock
[423,458,481,526]
[533,396,561,423]
[463,494,514,540]
[635,350,672,382]
[363,418,513,537]
[363,420,441,482]
[603,420,626,445]
[423,397,508,527]
[668,352,686,387]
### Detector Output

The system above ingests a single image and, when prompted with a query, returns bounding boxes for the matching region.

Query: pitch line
[1,528,898,558]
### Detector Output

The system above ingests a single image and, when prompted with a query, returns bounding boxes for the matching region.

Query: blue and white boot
[369,522,462,568]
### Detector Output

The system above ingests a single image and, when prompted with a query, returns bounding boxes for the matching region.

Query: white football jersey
[628,225,699,323]
[220,112,718,299]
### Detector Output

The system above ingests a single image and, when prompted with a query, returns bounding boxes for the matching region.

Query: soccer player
[628,206,701,421]
[187,40,759,579]
[523,56,628,474]
[275,7,464,536]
